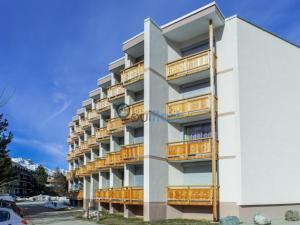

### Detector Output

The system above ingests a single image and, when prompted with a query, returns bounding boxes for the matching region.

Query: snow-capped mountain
[11,157,66,176]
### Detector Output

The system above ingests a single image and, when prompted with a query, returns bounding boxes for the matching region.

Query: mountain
[11,157,66,176]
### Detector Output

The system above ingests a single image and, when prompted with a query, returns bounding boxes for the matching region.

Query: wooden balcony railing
[80,119,90,128]
[166,94,212,120]
[167,186,214,206]
[66,170,76,180]
[95,189,111,203]
[105,151,123,167]
[121,61,144,86]
[74,146,84,157]
[67,151,75,161]
[86,161,96,173]
[120,144,144,163]
[95,187,143,205]
[96,98,110,112]
[74,126,83,134]
[96,127,110,141]
[95,158,106,169]
[122,102,144,124]
[80,141,89,152]
[88,110,99,121]
[107,84,125,101]
[87,136,97,147]
[68,190,83,200]
[166,50,210,81]
[107,118,123,133]
[69,132,77,140]
[167,138,213,161]
[76,166,89,177]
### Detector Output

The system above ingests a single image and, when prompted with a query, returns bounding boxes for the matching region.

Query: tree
[33,165,48,194]
[0,113,16,192]
[51,168,67,196]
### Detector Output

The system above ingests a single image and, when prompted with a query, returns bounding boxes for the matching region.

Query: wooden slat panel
[166,50,210,80]
[121,61,144,86]
[167,186,214,206]
[167,138,212,161]
[96,98,110,112]
[120,144,144,163]
[107,84,125,101]
[166,95,211,119]
[107,118,123,133]
[96,127,110,140]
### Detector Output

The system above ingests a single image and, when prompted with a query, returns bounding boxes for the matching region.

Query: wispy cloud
[14,137,66,158]
[42,92,72,124]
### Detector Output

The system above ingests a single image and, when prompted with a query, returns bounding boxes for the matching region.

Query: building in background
[66,2,300,222]
[8,162,35,197]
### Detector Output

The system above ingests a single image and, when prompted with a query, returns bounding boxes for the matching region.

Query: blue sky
[0,0,299,170]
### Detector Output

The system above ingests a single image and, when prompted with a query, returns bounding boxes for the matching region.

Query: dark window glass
[0,211,10,222]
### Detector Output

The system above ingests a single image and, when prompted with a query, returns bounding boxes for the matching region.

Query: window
[0,210,10,222]
[184,122,211,141]
[181,41,209,57]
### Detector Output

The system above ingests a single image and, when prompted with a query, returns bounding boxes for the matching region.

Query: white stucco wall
[236,17,300,205]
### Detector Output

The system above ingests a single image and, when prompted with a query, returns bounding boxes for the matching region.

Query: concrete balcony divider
[167,186,215,206]
[107,84,125,101]
[121,61,144,86]
[167,138,213,161]
[166,50,210,81]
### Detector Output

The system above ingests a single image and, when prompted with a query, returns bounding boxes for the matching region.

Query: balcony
[80,141,89,153]
[88,110,99,121]
[87,136,97,147]
[107,84,125,102]
[80,119,90,129]
[74,146,84,157]
[166,50,211,85]
[96,127,110,142]
[96,98,110,113]
[166,94,213,123]
[121,102,144,125]
[66,170,76,180]
[68,190,83,200]
[86,161,97,173]
[120,144,144,163]
[105,151,123,167]
[107,118,123,134]
[167,138,213,161]
[95,158,106,170]
[74,126,83,134]
[67,151,75,161]
[167,186,214,206]
[95,187,143,205]
[67,136,72,144]
[76,166,89,177]
[121,61,144,91]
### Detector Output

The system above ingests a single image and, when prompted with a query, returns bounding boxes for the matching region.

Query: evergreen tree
[0,113,16,191]
[52,168,67,196]
[33,165,48,194]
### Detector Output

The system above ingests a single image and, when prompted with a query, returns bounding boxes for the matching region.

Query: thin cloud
[42,92,72,124]
[14,137,66,158]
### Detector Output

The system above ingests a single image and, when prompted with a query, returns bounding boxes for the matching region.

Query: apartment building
[66,2,300,222]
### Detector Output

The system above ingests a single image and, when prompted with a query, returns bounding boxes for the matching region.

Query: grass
[97,214,214,225]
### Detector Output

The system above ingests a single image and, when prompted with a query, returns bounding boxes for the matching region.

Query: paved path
[18,202,98,225]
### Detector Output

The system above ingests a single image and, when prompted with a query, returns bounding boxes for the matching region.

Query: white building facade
[66,2,300,222]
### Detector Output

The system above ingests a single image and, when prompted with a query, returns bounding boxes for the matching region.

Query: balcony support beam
[209,19,218,221]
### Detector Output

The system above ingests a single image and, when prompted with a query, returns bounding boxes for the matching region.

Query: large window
[184,122,211,141]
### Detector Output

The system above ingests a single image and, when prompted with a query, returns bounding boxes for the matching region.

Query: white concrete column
[143,18,169,221]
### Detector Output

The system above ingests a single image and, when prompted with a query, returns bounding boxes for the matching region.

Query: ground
[18,202,96,225]
[18,201,212,225]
